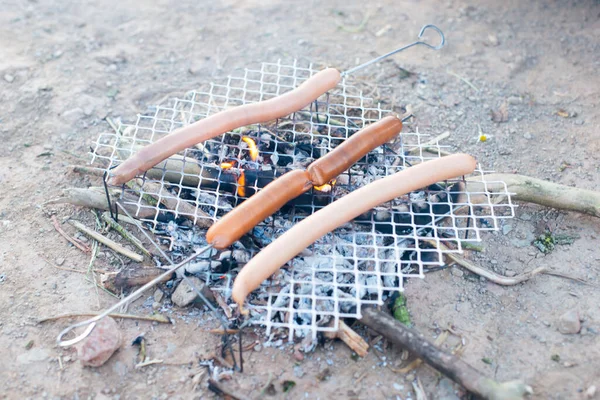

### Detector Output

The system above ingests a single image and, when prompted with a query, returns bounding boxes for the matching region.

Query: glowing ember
[220,161,235,169]
[313,179,337,193]
[241,136,259,161]
[237,170,246,197]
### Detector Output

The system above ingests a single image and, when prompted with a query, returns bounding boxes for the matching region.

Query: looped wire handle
[341,24,446,77]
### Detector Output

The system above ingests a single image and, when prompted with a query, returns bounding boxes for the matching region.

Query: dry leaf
[556,109,570,118]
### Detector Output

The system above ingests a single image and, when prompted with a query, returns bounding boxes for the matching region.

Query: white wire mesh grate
[91,60,516,339]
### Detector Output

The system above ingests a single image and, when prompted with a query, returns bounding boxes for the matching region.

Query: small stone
[507,96,522,105]
[393,383,404,391]
[293,348,304,362]
[491,259,498,265]
[406,373,415,382]
[523,132,532,140]
[574,119,584,125]
[502,224,513,235]
[55,258,65,266]
[293,366,305,378]
[53,50,63,59]
[585,385,596,398]
[170,277,214,307]
[557,309,581,334]
[152,302,161,310]
[451,268,464,278]
[153,289,164,303]
[4,74,14,83]
[108,64,118,72]
[77,316,122,367]
[254,344,262,352]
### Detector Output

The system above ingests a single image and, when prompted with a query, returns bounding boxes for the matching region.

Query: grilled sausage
[307,115,402,185]
[206,170,313,249]
[107,68,342,185]
[231,153,477,311]
[205,116,403,249]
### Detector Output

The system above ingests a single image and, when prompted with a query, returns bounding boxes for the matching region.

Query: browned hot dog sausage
[206,170,313,249]
[107,68,342,186]
[205,116,403,250]
[307,115,403,185]
[231,154,478,310]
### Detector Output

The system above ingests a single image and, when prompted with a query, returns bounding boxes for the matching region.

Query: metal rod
[341,24,445,77]
[56,244,214,347]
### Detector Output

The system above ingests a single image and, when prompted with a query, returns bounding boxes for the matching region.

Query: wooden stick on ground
[51,216,91,253]
[45,187,157,219]
[38,312,170,324]
[467,173,600,218]
[69,220,144,262]
[359,307,532,400]
[100,212,151,257]
[324,320,369,357]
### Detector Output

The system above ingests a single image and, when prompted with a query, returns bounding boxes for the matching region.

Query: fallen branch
[467,173,600,218]
[51,216,90,253]
[427,240,547,285]
[69,220,144,263]
[45,187,156,219]
[100,212,151,257]
[38,312,170,324]
[324,320,369,357]
[359,307,532,400]
[101,265,173,292]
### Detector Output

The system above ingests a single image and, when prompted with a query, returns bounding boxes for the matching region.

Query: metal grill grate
[91,60,516,339]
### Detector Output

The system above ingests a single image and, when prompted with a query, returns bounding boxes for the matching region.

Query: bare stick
[101,265,173,292]
[428,240,547,285]
[467,173,600,218]
[100,213,151,257]
[45,187,156,219]
[51,216,91,253]
[359,307,532,400]
[135,359,164,369]
[324,320,369,357]
[39,312,171,324]
[69,220,144,262]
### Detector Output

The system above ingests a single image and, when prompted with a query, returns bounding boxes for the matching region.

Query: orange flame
[220,161,235,170]
[241,136,259,161]
[237,171,246,197]
[313,179,337,193]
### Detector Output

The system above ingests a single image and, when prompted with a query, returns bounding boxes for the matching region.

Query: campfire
[90,60,515,340]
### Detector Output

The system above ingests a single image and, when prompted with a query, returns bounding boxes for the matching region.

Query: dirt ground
[1,0,599,399]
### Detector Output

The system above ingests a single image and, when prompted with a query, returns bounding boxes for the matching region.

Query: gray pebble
[505,269,517,277]
[293,366,305,378]
[557,309,581,334]
[451,268,464,278]
[3,74,14,83]
[523,132,532,140]
[502,224,513,235]
[55,257,65,266]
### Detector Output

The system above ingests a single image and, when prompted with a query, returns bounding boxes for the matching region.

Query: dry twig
[38,312,170,324]
[69,220,144,262]
[467,173,600,218]
[324,320,369,357]
[51,216,90,253]
[359,307,532,400]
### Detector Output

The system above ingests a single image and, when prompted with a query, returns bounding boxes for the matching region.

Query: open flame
[241,136,259,161]
[236,170,246,197]
[313,179,337,193]
[220,161,236,170]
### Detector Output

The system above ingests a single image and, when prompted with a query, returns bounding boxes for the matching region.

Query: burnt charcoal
[275,154,294,167]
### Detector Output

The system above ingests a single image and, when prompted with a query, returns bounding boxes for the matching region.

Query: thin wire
[56,244,213,347]
[341,24,445,77]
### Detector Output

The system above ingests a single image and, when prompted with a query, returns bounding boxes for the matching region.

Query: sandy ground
[1,0,599,399]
